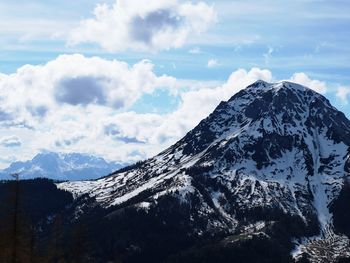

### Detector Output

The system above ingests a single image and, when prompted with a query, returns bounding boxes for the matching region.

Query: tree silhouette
[10,173,20,263]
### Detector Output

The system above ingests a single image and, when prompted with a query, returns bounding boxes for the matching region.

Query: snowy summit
[59,81,350,261]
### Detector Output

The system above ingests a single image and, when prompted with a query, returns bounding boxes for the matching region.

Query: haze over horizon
[0,0,349,168]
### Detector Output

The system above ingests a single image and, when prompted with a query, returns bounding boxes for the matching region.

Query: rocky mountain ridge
[58,80,350,262]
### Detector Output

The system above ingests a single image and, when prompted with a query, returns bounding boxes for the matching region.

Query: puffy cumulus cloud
[0,136,22,147]
[290,72,327,94]
[0,54,175,121]
[68,0,216,52]
[336,87,350,104]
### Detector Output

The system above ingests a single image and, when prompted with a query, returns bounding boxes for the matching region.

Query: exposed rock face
[59,81,350,262]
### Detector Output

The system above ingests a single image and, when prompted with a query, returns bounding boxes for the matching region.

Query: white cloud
[0,58,336,168]
[0,136,22,147]
[0,54,176,166]
[263,46,274,64]
[150,68,273,144]
[336,87,350,104]
[68,0,217,52]
[0,54,175,114]
[290,72,327,94]
[189,47,201,54]
[207,59,219,68]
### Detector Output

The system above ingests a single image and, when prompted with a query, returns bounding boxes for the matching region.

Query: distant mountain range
[0,152,126,181]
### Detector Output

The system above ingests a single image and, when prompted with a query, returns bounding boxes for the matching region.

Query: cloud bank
[0,54,332,167]
[0,54,175,117]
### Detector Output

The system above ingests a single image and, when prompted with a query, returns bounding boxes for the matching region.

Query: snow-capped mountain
[58,81,350,262]
[0,151,125,181]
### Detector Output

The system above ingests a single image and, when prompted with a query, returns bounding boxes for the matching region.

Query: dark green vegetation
[0,177,349,262]
[1,179,348,263]
[0,179,73,262]
[0,179,73,263]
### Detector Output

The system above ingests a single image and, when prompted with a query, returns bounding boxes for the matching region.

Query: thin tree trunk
[11,173,20,263]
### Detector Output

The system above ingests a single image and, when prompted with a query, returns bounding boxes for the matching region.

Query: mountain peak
[247,80,313,94]
[250,79,270,86]
[59,81,350,261]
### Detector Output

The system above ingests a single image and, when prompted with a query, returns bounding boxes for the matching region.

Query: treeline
[0,178,128,262]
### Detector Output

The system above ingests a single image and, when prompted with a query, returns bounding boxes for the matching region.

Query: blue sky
[0,0,349,167]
